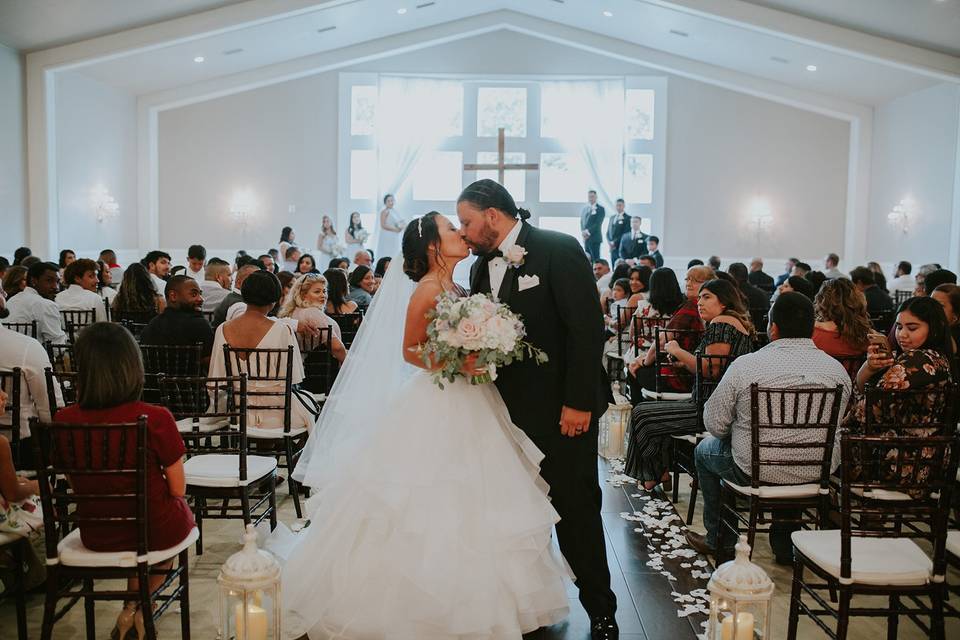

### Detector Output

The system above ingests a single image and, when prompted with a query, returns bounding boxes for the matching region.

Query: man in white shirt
[888,260,916,293]
[185,244,206,280]
[5,262,67,345]
[55,258,108,323]
[593,259,612,292]
[822,252,847,280]
[0,324,63,448]
[143,250,172,295]
[200,260,232,313]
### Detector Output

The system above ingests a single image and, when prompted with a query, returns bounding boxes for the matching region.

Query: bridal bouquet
[422,292,548,388]
[355,229,370,243]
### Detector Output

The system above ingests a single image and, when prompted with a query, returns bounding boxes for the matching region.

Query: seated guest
[212,263,260,327]
[349,250,372,273]
[931,283,960,350]
[56,258,109,322]
[277,271,295,305]
[2,265,27,300]
[605,278,632,335]
[58,250,76,279]
[804,270,826,296]
[278,274,347,364]
[373,257,391,283]
[626,266,651,308]
[774,258,798,287]
[112,263,164,322]
[328,257,349,271]
[748,258,775,293]
[812,278,871,357]
[727,262,769,316]
[625,279,754,489]
[12,247,31,266]
[5,262,67,344]
[296,254,319,275]
[96,260,118,304]
[200,259,232,313]
[914,263,940,296]
[142,250,171,296]
[0,257,7,280]
[258,254,277,274]
[54,323,195,638]
[593,258,612,292]
[347,265,377,311]
[185,245,206,280]
[686,293,851,561]
[792,261,811,278]
[324,268,358,315]
[139,276,215,363]
[773,275,815,303]
[822,253,846,279]
[923,268,957,296]
[208,272,316,431]
[283,246,302,273]
[849,266,893,315]
[99,249,123,284]
[599,263,631,310]
[708,256,721,272]
[646,236,663,268]
[887,260,914,294]
[866,261,887,292]
[638,255,658,271]
[687,258,705,269]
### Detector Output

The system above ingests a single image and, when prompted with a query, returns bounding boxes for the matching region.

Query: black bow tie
[483,250,504,260]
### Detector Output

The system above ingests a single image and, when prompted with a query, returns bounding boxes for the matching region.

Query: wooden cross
[463,127,539,184]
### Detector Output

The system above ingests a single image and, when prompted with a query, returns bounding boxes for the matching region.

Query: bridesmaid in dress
[375,193,405,259]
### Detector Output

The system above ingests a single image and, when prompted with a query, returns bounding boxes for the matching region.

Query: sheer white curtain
[540,80,625,210]
[373,76,462,247]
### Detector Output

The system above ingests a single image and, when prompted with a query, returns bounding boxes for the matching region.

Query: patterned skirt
[624,399,698,483]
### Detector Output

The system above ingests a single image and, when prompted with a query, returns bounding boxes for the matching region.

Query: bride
[282,211,570,639]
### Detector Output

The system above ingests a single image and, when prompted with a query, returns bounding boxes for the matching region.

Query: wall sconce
[91,185,119,223]
[747,198,774,235]
[229,189,257,231]
[887,198,914,235]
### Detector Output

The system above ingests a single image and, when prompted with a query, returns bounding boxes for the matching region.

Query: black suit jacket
[470,223,608,437]
[618,233,648,262]
[212,291,243,328]
[606,213,631,247]
[648,250,664,268]
[581,204,605,244]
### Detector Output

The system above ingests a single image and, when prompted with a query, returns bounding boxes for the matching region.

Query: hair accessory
[517,207,532,221]
[417,217,423,238]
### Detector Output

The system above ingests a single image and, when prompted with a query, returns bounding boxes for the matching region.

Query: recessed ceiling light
[316,25,336,34]
[222,48,244,56]
[805,64,818,71]
[602,10,613,17]
[397,7,407,14]
[669,29,689,37]
[193,56,205,63]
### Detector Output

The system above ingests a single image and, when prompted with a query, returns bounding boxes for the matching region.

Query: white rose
[505,245,527,264]
[456,319,484,350]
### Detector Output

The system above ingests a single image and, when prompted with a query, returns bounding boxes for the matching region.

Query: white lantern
[706,535,774,640]
[218,525,282,640]
[599,393,632,460]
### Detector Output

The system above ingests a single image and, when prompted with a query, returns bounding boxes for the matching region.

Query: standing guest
[685,292,851,561]
[849,266,893,315]
[625,279,754,489]
[316,215,340,264]
[626,266,652,309]
[923,269,957,296]
[297,254,319,275]
[822,253,846,279]
[618,216,648,264]
[774,258,799,287]
[57,250,76,277]
[2,266,27,301]
[812,278,872,357]
[346,265,376,311]
[212,264,260,327]
[373,257,391,282]
[646,236,663,268]
[748,258,775,293]
[142,251,172,296]
[345,212,368,254]
[593,259,612,293]
[866,261,887,292]
[200,260,232,313]
[579,190,605,263]
[112,263,164,322]
[283,246,302,273]
[931,283,960,351]
[707,256,721,272]
[888,260,915,294]
[376,194,406,259]
[56,258,109,322]
[99,249,123,284]
[350,249,372,273]
[727,262,769,316]
[278,227,298,267]
[278,274,347,364]
[5,262,67,344]
[185,245,206,280]
[140,275,215,362]
[54,323,195,638]
[12,248,31,266]
[258,254,277,274]
[324,269,358,315]
[605,198,631,265]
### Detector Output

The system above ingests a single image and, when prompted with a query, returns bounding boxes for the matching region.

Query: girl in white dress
[316,215,341,264]
[375,193,405,259]
[281,213,569,639]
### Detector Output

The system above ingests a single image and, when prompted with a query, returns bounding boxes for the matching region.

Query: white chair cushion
[791,530,933,586]
[176,417,230,434]
[641,388,692,401]
[184,454,277,488]
[946,531,960,558]
[246,426,308,439]
[726,482,821,499]
[57,527,199,568]
[850,487,912,501]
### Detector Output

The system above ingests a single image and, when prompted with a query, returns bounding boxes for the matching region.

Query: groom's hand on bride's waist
[560,406,592,438]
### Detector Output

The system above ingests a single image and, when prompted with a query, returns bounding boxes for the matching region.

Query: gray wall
[0,44,26,256]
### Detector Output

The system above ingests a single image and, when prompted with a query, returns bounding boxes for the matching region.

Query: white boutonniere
[504,245,527,269]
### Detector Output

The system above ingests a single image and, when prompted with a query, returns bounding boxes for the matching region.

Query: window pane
[477,87,527,137]
[476,151,526,202]
[351,85,377,136]
[624,154,653,204]
[625,89,654,140]
[432,84,464,138]
[413,151,463,201]
[539,153,590,203]
[539,87,567,139]
[350,149,377,200]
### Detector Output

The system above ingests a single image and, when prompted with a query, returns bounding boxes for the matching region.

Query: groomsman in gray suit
[580,190,605,263]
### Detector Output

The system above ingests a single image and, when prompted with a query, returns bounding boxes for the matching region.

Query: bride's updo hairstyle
[402,211,442,282]
[457,178,532,221]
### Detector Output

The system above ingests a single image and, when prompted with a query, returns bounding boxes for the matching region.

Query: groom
[458,180,619,640]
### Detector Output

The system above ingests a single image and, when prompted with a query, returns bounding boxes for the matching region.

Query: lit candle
[721,612,754,640]
[235,600,269,640]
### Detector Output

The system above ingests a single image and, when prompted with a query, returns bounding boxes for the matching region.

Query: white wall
[867,82,960,271]
[54,70,138,257]
[0,44,26,256]
[155,30,852,262]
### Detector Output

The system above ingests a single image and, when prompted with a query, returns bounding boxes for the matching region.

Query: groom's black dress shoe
[590,615,619,640]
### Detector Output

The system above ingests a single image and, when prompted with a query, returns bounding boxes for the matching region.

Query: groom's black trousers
[527,417,617,618]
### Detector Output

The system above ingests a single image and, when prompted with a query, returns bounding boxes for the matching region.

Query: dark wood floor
[524,460,709,640]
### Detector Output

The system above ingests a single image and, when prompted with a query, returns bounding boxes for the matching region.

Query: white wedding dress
[280,262,570,640]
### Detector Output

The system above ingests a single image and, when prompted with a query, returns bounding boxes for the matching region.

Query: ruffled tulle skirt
[279,371,570,639]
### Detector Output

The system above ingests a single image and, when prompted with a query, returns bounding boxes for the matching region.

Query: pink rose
[456,319,484,349]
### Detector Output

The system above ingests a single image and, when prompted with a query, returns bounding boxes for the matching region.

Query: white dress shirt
[55,284,108,323]
[487,221,523,300]
[150,273,167,296]
[4,287,67,345]
[200,280,230,313]
[888,274,916,293]
[0,325,63,437]
[224,301,300,332]
[186,266,204,281]
[596,272,612,293]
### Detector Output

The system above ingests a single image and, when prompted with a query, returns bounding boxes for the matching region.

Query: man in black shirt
[850,267,893,315]
[140,275,215,363]
[728,262,770,325]
[748,257,775,293]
